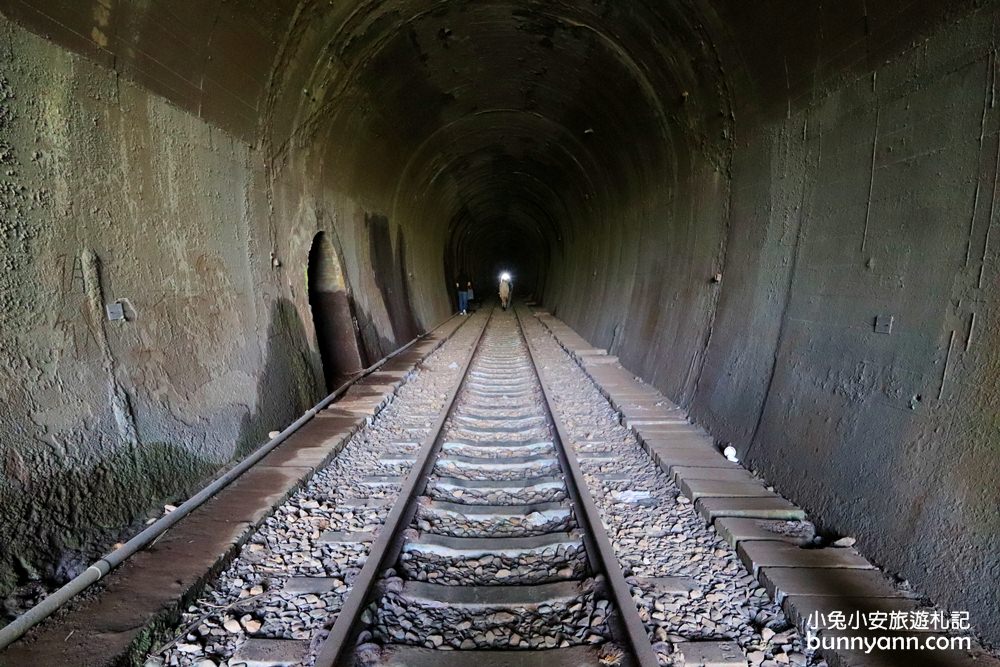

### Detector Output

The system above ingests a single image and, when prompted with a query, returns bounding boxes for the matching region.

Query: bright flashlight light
[500,272,511,281]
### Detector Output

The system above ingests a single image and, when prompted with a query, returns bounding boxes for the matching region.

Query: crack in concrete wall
[80,248,140,447]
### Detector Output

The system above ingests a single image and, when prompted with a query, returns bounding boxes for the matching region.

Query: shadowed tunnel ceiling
[5,0,729,294]
[2,0,1000,648]
[281,0,714,297]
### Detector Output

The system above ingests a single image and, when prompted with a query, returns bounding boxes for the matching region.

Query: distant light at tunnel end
[500,272,511,281]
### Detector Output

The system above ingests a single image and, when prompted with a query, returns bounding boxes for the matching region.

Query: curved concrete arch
[2,0,999,645]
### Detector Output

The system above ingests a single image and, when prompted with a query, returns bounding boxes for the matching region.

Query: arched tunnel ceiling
[276,0,719,292]
[2,0,965,292]
[3,0,964,163]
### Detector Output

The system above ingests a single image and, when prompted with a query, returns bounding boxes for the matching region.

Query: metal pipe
[0,313,460,651]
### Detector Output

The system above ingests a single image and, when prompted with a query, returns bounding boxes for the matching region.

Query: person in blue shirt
[456,273,470,314]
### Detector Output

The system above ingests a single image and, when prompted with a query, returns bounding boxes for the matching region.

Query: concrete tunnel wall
[0,0,997,645]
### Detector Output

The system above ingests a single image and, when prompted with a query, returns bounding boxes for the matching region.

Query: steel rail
[514,304,659,667]
[0,312,471,651]
[317,305,656,667]
[313,307,495,667]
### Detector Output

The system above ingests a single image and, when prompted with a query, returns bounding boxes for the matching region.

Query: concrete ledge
[639,432,716,449]
[652,448,741,471]
[680,478,775,502]
[362,369,410,382]
[671,466,756,484]
[529,309,1000,667]
[738,541,874,576]
[714,517,815,548]
[697,495,807,523]
[345,383,397,398]
[637,421,709,435]
[781,595,925,634]
[646,444,730,461]
[580,354,619,365]
[759,566,913,603]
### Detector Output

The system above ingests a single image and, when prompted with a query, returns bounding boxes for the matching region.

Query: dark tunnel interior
[1,0,999,650]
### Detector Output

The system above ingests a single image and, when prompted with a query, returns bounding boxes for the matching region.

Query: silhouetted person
[456,272,470,314]
[499,273,512,310]
[465,281,475,311]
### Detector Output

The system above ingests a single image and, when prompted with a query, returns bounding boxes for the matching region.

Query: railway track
[315,307,656,666]
[150,305,829,667]
[5,303,990,667]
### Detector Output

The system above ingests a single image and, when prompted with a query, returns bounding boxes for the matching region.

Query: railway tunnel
[1,1,999,665]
